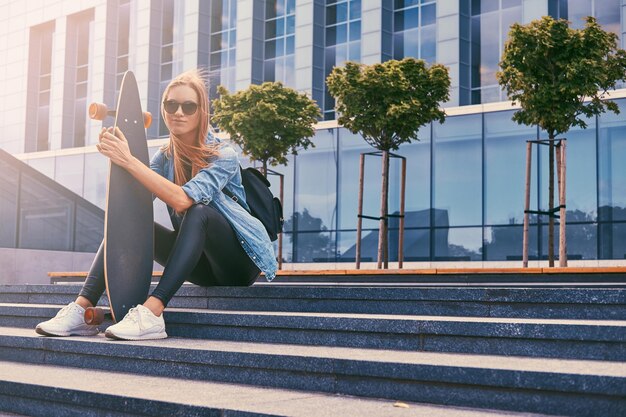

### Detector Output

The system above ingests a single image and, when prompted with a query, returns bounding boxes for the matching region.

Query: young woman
[35,69,277,340]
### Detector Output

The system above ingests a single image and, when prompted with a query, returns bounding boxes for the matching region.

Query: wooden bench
[49,266,626,284]
[48,271,164,284]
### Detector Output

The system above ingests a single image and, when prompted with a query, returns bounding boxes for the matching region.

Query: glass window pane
[286,35,295,55]
[421,3,435,26]
[290,231,337,262]
[349,21,360,41]
[434,227,482,261]
[349,0,361,20]
[19,172,73,251]
[338,230,377,263]
[348,41,360,61]
[275,37,284,57]
[75,205,104,252]
[338,129,381,230]
[276,17,285,37]
[326,25,337,46]
[264,59,276,81]
[484,225,539,261]
[420,24,436,62]
[595,0,620,36]
[403,28,419,58]
[599,222,626,260]
[539,116,596,222]
[484,110,537,225]
[541,223,597,260]
[433,114,482,226]
[336,23,347,44]
[265,40,276,59]
[0,160,18,247]
[567,0,591,29]
[294,129,337,232]
[396,125,431,228]
[286,15,295,34]
[404,8,419,30]
[599,99,626,221]
[400,228,430,261]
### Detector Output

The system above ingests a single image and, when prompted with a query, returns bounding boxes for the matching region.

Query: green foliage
[326,58,450,151]
[498,16,626,138]
[212,82,321,167]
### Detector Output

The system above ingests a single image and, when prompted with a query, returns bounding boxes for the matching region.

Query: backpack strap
[222,166,242,204]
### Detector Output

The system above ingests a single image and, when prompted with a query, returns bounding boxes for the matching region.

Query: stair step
[2,303,625,361]
[0,361,554,417]
[0,326,623,416]
[1,285,624,319]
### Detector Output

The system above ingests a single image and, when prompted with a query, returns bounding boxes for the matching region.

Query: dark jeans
[79,204,260,307]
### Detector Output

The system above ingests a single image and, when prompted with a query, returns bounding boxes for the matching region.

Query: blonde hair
[161,68,220,186]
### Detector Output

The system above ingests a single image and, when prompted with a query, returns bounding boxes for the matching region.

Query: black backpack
[223,167,284,241]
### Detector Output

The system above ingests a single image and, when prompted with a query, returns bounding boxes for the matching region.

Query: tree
[326,58,450,268]
[212,82,321,176]
[497,16,626,266]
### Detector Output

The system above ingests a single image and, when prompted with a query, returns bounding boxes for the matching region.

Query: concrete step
[2,303,625,361]
[0,327,623,417]
[1,285,624,319]
[0,360,555,417]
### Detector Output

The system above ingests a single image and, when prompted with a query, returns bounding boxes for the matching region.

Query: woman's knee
[182,203,221,229]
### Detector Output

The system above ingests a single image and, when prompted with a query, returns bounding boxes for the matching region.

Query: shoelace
[55,304,76,318]
[122,307,145,331]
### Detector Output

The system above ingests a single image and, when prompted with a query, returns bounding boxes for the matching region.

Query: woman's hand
[96,126,134,169]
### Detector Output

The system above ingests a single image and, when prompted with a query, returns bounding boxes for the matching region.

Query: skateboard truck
[89,102,152,129]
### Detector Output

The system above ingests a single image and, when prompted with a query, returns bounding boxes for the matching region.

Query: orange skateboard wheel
[89,102,108,121]
[84,307,105,325]
[143,111,152,128]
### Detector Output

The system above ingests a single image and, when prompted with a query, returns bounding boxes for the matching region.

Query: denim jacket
[149,135,277,281]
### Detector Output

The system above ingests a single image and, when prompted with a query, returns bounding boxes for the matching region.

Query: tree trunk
[377,150,390,269]
[548,136,555,267]
[262,160,268,179]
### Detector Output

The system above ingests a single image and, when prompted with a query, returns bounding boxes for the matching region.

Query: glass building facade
[0,149,103,253]
[1,0,626,265]
[14,98,626,263]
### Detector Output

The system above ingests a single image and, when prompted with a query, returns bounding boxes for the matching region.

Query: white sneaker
[104,305,167,341]
[35,302,99,337]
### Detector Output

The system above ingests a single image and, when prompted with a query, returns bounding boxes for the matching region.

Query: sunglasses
[163,100,198,115]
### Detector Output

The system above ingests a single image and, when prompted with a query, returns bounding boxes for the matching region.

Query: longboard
[87,71,154,324]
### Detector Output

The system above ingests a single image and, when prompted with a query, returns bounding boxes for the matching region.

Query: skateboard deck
[87,71,154,323]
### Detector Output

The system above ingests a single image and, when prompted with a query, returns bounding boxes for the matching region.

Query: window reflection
[324,0,362,120]
[599,222,626,260]
[393,1,436,63]
[470,0,522,104]
[539,115,596,222]
[540,223,596,260]
[433,114,482,226]
[290,230,337,262]
[294,129,337,232]
[484,110,537,225]
[599,99,626,222]
[434,226,482,261]
[396,125,431,228]
[484,225,539,261]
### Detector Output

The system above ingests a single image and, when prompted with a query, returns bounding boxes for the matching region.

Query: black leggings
[79,203,260,308]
